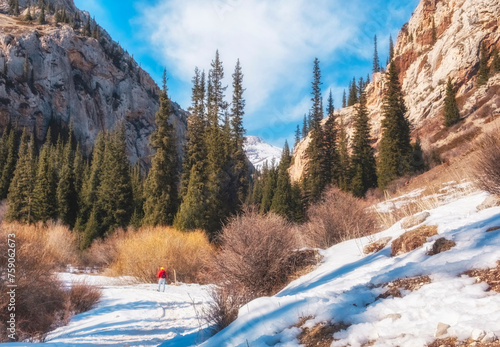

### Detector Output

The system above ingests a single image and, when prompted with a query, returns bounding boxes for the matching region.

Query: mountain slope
[290,0,500,182]
[0,0,187,164]
[201,190,500,346]
[244,136,282,170]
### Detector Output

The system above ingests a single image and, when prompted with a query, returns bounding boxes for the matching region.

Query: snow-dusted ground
[6,275,212,347]
[201,191,500,347]
[5,190,500,346]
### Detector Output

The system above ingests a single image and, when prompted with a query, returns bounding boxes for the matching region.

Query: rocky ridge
[0,0,187,164]
[290,0,500,183]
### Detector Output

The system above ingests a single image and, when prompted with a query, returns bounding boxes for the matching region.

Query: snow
[201,191,500,347]
[5,189,500,346]
[5,274,213,347]
[244,136,282,171]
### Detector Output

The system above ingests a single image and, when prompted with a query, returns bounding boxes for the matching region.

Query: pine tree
[342,89,347,108]
[389,35,394,63]
[25,0,33,21]
[410,137,426,174]
[143,69,179,226]
[96,128,133,234]
[230,59,249,204]
[377,61,413,189]
[492,48,500,73]
[337,115,350,191]
[32,140,57,222]
[0,127,17,199]
[358,77,365,94]
[260,160,277,214]
[443,77,460,127]
[6,129,35,223]
[302,114,308,138]
[323,108,339,186]
[310,58,323,127]
[294,125,301,149]
[38,5,45,25]
[56,134,78,228]
[14,0,19,15]
[84,17,91,37]
[130,163,144,228]
[350,92,377,197]
[431,17,437,44]
[477,42,490,86]
[270,141,299,221]
[348,77,358,106]
[373,35,380,73]
[80,132,105,224]
[366,73,371,86]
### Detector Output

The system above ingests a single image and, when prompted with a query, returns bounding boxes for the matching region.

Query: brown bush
[391,225,438,256]
[213,210,299,296]
[0,223,76,342]
[68,281,102,314]
[363,237,392,254]
[473,132,500,195]
[109,226,213,283]
[203,286,250,334]
[304,188,376,248]
[427,237,456,255]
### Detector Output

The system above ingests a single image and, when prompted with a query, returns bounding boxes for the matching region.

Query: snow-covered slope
[244,136,282,171]
[201,191,500,347]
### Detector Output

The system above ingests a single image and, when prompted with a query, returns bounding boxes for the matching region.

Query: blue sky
[74,0,419,148]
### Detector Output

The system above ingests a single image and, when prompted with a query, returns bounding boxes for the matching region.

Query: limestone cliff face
[0,0,187,164]
[290,0,500,183]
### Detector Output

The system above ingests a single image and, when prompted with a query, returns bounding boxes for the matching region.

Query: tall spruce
[143,69,179,226]
[492,48,500,73]
[56,133,78,228]
[348,77,358,106]
[350,92,377,197]
[342,90,347,108]
[477,42,490,86]
[230,59,249,204]
[260,160,277,214]
[6,129,35,223]
[38,5,45,24]
[0,126,17,199]
[302,114,308,138]
[323,90,338,185]
[25,0,33,21]
[294,125,301,148]
[443,77,460,127]
[373,35,380,73]
[389,35,394,62]
[32,140,57,222]
[377,61,413,189]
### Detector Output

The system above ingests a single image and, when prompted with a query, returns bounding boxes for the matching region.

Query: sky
[74,0,420,148]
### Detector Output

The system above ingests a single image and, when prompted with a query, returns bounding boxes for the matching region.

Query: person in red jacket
[157,266,168,292]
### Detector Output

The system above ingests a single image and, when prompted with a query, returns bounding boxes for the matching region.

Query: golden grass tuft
[391,225,438,257]
[109,226,213,283]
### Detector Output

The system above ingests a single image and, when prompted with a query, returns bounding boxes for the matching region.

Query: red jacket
[157,269,168,279]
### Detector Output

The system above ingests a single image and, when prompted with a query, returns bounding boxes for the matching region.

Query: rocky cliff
[0,0,187,164]
[290,0,500,182]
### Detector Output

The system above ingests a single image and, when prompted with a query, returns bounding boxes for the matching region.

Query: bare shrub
[427,237,456,255]
[473,132,500,195]
[81,228,126,268]
[363,237,392,254]
[213,210,299,297]
[68,281,102,314]
[0,223,72,342]
[305,187,376,248]
[109,227,213,283]
[203,286,250,333]
[391,225,438,256]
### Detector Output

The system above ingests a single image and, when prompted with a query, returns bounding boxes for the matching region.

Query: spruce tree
[389,35,394,62]
[230,59,249,204]
[348,77,358,106]
[443,77,460,127]
[260,160,277,214]
[294,125,301,149]
[431,17,437,43]
[130,163,144,228]
[38,5,45,24]
[342,90,347,108]
[270,141,298,221]
[0,126,17,199]
[6,129,35,223]
[80,132,105,224]
[143,69,179,226]
[32,140,57,222]
[350,92,377,197]
[492,48,500,73]
[323,108,339,186]
[56,135,78,228]
[302,114,308,138]
[337,115,350,191]
[14,0,19,15]
[477,42,489,86]
[23,54,30,81]
[377,61,413,189]
[96,128,133,234]
[410,137,426,174]
[373,35,380,73]
[25,0,33,21]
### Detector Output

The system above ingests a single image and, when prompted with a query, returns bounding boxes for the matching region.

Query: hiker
[157,266,168,292]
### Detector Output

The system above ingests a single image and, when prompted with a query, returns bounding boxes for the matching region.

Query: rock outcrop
[290,0,500,182]
[0,0,187,164]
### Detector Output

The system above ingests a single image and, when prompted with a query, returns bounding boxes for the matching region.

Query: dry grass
[305,187,377,248]
[68,281,102,314]
[486,226,500,232]
[472,132,500,195]
[363,237,392,254]
[108,226,213,283]
[377,275,432,300]
[462,261,500,292]
[391,225,438,256]
[0,222,80,342]
[429,337,500,346]
[297,319,350,347]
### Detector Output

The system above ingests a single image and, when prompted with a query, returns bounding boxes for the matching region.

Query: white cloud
[136,0,369,116]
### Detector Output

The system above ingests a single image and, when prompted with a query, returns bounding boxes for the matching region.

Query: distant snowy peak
[244,136,282,171]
